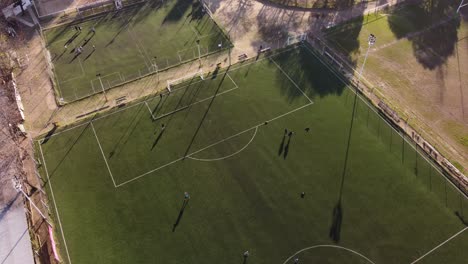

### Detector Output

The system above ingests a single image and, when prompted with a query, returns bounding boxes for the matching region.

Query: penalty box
[39,49,313,188]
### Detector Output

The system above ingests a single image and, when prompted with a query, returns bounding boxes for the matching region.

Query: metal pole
[97,73,108,102]
[339,34,376,184]
[12,178,49,221]
[359,34,376,95]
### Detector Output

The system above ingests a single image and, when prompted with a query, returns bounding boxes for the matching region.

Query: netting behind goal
[286,33,307,46]
[167,69,204,92]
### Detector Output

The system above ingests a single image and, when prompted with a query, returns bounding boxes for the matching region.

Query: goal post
[166,69,204,92]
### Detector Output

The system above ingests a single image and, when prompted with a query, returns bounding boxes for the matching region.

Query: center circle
[283,245,375,264]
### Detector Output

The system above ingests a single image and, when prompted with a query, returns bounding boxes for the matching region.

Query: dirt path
[203,0,406,57]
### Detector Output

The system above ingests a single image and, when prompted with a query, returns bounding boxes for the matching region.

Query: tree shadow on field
[268,47,349,102]
[164,0,193,22]
[387,0,461,69]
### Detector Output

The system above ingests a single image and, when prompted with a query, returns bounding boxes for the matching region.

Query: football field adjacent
[37,45,468,264]
[43,0,230,103]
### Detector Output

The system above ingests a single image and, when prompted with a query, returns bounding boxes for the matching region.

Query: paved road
[0,86,35,264]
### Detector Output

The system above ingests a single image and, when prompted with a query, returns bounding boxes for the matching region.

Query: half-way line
[91,122,117,187]
[115,102,313,188]
[270,58,314,104]
[38,142,73,264]
[410,226,468,264]
[188,126,258,162]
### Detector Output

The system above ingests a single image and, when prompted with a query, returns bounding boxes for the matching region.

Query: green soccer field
[37,44,468,264]
[44,0,230,103]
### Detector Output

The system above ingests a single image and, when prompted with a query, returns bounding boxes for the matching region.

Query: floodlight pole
[12,178,49,221]
[457,0,467,13]
[196,39,201,67]
[339,34,376,188]
[97,73,108,102]
[359,34,376,80]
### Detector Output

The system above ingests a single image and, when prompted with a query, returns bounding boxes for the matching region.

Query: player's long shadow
[283,135,292,159]
[172,200,189,232]
[182,67,231,158]
[84,50,95,61]
[151,130,165,150]
[278,132,286,156]
[108,103,149,158]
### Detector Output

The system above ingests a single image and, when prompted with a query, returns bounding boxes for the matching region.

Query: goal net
[167,69,204,92]
[286,33,307,46]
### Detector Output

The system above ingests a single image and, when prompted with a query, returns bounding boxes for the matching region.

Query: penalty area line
[91,122,117,187]
[410,226,468,264]
[115,101,313,188]
[270,58,314,104]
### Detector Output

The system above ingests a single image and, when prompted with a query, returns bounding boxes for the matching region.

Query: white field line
[144,101,155,119]
[115,157,185,187]
[91,122,117,187]
[116,101,313,188]
[127,27,151,69]
[38,143,72,264]
[270,58,314,104]
[282,245,375,264]
[188,126,258,161]
[36,46,298,141]
[151,86,239,121]
[226,73,238,88]
[301,43,468,200]
[78,58,85,75]
[410,226,468,264]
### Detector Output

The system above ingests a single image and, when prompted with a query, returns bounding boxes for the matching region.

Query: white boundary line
[188,126,258,161]
[270,58,314,104]
[91,122,117,187]
[409,226,468,264]
[301,43,468,200]
[226,73,238,89]
[115,102,313,187]
[38,142,73,264]
[282,245,376,264]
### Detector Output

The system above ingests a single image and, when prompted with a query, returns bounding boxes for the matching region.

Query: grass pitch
[44,0,230,103]
[38,45,468,264]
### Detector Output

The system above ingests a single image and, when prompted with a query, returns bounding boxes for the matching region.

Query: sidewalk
[203,0,407,59]
[0,86,34,264]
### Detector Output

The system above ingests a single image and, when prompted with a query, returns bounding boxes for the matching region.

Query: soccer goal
[286,33,307,46]
[166,69,204,92]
